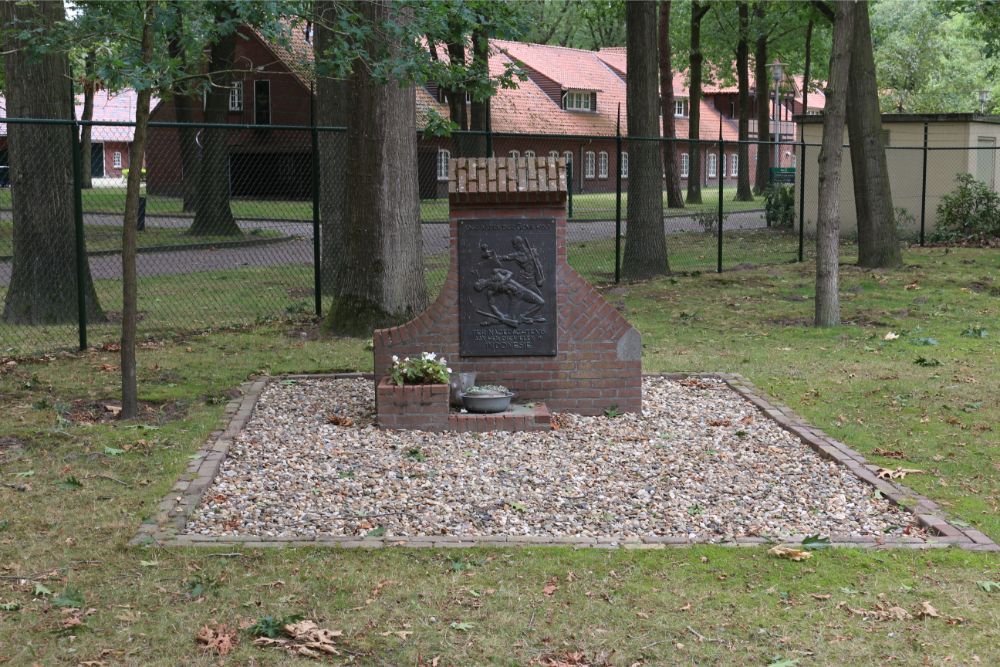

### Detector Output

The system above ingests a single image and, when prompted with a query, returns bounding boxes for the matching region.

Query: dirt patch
[968,280,999,296]
[0,436,27,457]
[63,398,188,425]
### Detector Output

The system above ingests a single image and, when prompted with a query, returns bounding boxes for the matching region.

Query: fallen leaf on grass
[326,413,355,427]
[837,600,911,621]
[883,332,899,341]
[253,620,342,658]
[810,594,832,601]
[542,577,559,597]
[676,602,692,612]
[531,651,603,666]
[976,581,1000,593]
[380,629,413,639]
[769,546,812,561]
[196,623,238,656]
[876,467,925,480]
[917,601,939,619]
[872,448,906,459]
[449,621,474,632]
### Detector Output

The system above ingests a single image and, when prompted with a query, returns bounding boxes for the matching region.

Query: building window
[437,149,450,181]
[524,150,535,159]
[112,151,122,169]
[731,153,738,177]
[229,81,243,111]
[707,153,717,178]
[674,99,689,117]
[563,151,573,165]
[597,151,608,178]
[721,154,726,179]
[680,153,689,178]
[564,90,592,111]
[508,150,520,159]
[254,80,271,125]
[621,151,629,178]
[584,151,595,178]
[548,150,559,160]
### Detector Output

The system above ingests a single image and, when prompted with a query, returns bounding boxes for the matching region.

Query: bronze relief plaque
[458,219,557,356]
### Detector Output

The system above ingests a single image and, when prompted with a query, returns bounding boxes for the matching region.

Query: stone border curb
[134,372,997,551]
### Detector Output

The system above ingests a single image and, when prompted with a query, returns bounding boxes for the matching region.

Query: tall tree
[686,0,711,205]
[623,0,669,280]
[166,14,201,214]
[815,1,855,327]
[752,2,770,195]
[322,0,427,334]
[468,26,490,157]
[847,1,900,268]
[188,8,240,237]
[0,0,104,325]
[735,2,753,201]
[79,50,96,189]
[658,0,684,209]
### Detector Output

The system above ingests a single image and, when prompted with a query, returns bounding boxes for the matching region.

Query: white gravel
[185,376,913,541]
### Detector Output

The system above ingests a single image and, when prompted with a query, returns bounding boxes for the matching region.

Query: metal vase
[449,371,477,408]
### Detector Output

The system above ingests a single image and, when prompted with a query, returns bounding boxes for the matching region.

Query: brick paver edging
[132,372,997,551]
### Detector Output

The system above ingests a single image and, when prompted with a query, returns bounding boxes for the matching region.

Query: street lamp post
[979,90,990,114]
[771,60,784,170]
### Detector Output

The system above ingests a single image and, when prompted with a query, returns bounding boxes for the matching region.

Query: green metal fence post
[717,139,724,273]
[919,122,928,246]
[567,159,573,219]
[798,142,806,262]
[69,73,88,350]
[614,105,622,284]
[310,85,322,317]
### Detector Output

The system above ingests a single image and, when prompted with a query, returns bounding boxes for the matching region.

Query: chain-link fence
[1,118,996,357]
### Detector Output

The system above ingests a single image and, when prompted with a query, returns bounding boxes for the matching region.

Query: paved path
[0,210,766,285]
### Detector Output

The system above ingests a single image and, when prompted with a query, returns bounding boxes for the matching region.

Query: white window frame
[112,151,122,169]
[731,153,738,177]
[229,81,243,111]
[437,149,450,181]
[548,150,559,160]
[621,151,629,178]
[508,150,520,159]
[564,90,592,112]
[707,153,717,178]
[524,150,535,159]
[674,99,689,118]
[598,151,609,178]
[680,153,689,178]
[584,151,596,179]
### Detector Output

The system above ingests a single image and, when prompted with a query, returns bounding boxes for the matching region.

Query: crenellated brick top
[448,157,567,205]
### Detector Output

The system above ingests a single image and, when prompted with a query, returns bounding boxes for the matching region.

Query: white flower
[403,357,409,363]
[440,358,447,366]
[446,368,452,373]
[424,351,437,360]
[391,355,399,363]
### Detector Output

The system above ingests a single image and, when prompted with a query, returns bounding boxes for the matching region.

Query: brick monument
[373,156,641,428]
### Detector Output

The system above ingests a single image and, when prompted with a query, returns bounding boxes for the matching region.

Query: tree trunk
[623,0,669,280]
[1,0,104,325]
[80,50,95,189]
[446,28,472,157]
[847,1,901,268]
[167,26,201,214]
[658,0,684,209]
[735,3,753,201]
[468,27,490,157]
[815,1,855,328]
[120,0,157,419]
[189,20,239,236]
[687,2,710,204]
[315,0,349,295]
[323,0,426,335]
[802,18,813,117]
[753,4,770,195]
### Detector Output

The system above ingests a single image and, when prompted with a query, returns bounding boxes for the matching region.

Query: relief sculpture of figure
[473,267,546,328]
[498,236,544,287]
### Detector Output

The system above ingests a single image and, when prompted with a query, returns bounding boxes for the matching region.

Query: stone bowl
[460,391,515,414]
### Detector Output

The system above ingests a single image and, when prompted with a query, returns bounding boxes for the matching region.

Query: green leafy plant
[802,535,832,550]
[914,356,942,367]
[390,352,451,386]
[961,326,988,338]
[406,447,426,462]
[58,476,83,490]
[603,405,621,418]
[248,613,305,638]
[463,384,510,395]
[930,173,1000,244]
[764,184,795,228]
[52,586,85,608]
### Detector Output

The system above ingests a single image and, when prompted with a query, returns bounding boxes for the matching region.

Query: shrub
[693,210,727,233]
[763,184,795,228]
[931,173,1000,244]
[389,351,450,386]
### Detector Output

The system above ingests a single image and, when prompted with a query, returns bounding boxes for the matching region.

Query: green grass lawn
[0,220,282,257]
[0,247,998,665]
[0,186,761,224]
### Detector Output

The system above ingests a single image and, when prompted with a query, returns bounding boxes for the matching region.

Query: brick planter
[375,377,450,431]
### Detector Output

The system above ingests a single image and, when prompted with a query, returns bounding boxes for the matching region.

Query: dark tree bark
[80,50,95,189]
[753,3,770,195]
[189,14,240,236]
[623,0,669,280]
[735,2,753,201]
[847,2,901,268]
[815,1,855,327]
[1,0,104,325]
[120,0,156,419]
[658,0,684,209]
[446,24,472,157]
[323,0,426,334]
[687,1,711,204]
[468,27,490,157]
[314,0,349,295]
[167,22,201,214]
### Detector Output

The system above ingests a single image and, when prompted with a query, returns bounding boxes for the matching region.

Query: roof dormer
[563,89,596,113]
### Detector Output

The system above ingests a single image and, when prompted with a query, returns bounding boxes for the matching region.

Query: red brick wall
[373,187,642,415]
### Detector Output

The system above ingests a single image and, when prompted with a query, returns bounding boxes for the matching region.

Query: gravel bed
[185,377,913,541]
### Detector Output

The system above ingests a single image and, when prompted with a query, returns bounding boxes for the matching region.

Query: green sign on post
[769,167,796,185]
